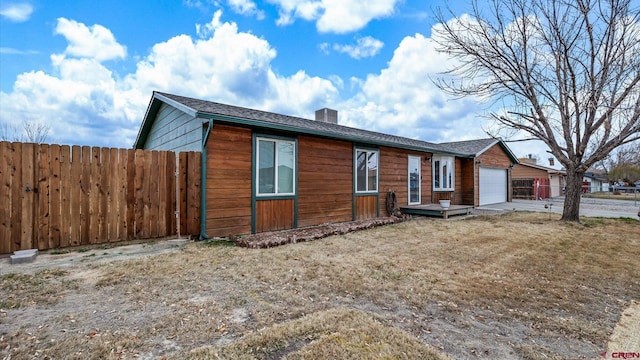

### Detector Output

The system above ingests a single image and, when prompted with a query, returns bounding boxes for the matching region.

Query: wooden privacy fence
[0,142,201,254]
[512,178,550,200]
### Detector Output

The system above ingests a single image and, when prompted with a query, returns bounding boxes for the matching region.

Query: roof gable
[438,138,519,164]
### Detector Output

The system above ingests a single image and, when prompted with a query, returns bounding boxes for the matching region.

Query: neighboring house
[583,170,609,193]
[512,161,567,198]
[134,92,518,238]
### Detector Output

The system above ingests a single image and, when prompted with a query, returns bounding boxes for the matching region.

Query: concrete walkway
[476,197,640,219]
[605,300,640,358]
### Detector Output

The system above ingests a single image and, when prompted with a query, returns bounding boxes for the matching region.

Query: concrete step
[10,249,38,264]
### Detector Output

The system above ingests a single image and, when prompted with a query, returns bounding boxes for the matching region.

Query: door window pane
[409,156,420,203]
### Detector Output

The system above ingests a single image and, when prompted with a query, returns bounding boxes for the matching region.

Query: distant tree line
[1,120,50,144]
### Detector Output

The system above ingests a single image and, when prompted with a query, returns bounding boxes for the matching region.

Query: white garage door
[479,167,507,205]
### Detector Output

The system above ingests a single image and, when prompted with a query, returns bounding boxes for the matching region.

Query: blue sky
[1,0,556,164]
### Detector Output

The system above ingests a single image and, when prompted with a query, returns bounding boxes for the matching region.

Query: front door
[408,156,421,205]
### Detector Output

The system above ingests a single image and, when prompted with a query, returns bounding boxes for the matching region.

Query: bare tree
[23,121,50,144]
[0,121,50,144]
[433,0,640,222]
[603,142,640,183]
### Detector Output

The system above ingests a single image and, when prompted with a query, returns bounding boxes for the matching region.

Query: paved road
[476,197,640,219]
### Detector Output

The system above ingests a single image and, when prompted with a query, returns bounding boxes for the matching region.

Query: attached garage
[479,167,507,205]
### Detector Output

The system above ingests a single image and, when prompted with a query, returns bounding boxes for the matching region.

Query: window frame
[354,148,379,194]
[255,136,296,197]
[432,155,455,192]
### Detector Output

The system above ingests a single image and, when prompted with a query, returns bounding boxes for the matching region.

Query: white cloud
[333,36,384,59]
[0,2,33,22]
[337,31,488,142]
[268,0,399,33]
[318,42,330,54]
[55,18,127,62]
[0,10,556,164]
[0,47,38,55]
[0,13,337,147]
[228,0,265,19]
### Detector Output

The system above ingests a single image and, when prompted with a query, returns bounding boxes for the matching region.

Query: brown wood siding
[512,164,548,179]
[205,125,252,237]
[478,145,513,167]
[355,195,377,220]
[475,144,514,206]
[255,199,294,232]
[297,136,352,227]
[422,155,432,204]
[459,158,474,205]
[433,191,454,203]
[378,147,432,214]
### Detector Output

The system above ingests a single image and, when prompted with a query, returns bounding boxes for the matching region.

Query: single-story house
[133,92,518,238]
[512,161,567,198]
[583,170,609,193]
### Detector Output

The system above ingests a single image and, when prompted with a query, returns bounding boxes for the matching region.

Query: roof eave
[195,111,459,155]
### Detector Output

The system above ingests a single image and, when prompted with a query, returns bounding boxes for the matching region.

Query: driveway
[476,197,640,219]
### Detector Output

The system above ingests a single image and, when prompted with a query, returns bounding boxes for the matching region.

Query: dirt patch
[1,212,638,359]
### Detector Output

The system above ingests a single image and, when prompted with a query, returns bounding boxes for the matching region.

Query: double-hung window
[355,149,378,193]
[256,137,295,196]
[433,155,454,191]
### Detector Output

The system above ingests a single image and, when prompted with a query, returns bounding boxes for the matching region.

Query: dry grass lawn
[1,212,639,359]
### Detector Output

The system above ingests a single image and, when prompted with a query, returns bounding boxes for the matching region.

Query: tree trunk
[561,169,585,222]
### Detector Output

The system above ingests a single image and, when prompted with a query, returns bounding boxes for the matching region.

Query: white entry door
[479,167,507,205]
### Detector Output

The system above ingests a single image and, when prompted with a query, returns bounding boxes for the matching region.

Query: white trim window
[257,137,296,196]
[355,149,379,193]
[433,155,454,191]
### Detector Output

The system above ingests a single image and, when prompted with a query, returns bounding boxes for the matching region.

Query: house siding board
[355,195,377,220]
[297,136,352,227]
[144,103,201,152]
[205,124,252,237]
[378,147,432,214]
[422,155,432,204]
[459,158,474,205]
[512,164,548,179]
[255,199,295,232]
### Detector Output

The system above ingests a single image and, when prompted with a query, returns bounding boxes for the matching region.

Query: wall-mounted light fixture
[424,156,431,163]
[475,160,482,165]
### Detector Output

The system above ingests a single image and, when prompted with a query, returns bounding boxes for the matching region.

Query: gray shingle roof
[436,138,499,156]
[153,92,451,153]
[135,91,518,164]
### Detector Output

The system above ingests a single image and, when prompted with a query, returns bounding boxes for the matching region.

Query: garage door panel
[479,167,507,205]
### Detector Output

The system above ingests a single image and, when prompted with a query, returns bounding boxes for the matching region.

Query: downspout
[199,118,214,240]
